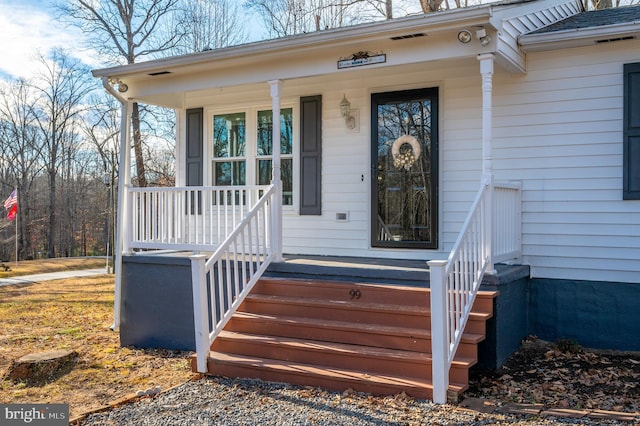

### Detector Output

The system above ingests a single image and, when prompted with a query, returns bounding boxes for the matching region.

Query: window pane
[258,159,271,186]
[214,160,246,185]
[257,108,293,156]
[213,113,245,158]
[258,159,292,205]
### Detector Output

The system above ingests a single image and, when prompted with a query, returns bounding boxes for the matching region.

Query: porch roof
[519,4,640,51]
[91,0,582,108]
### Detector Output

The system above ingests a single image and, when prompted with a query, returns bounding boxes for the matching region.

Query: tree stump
[6,349,78,383]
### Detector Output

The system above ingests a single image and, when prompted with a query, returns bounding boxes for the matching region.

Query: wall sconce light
[457,30,472,44]
[340,94,356,129]
[108,77,128,93]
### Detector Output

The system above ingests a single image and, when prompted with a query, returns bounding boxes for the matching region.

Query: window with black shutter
[624,62,640,200]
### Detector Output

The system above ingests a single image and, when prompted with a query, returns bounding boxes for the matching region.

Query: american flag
[3,189,17,210]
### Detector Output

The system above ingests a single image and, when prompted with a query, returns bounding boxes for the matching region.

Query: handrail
[190,184,276,373]
[428,176,493,404]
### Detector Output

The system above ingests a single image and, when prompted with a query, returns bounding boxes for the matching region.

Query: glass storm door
[371,88,438,249]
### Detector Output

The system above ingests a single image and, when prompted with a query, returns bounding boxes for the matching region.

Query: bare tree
[0,78,45,260]
[59,0,184,188]
[247,0,431,38]
[174,0,249,54]
[246,0,356,37]
[32,49,92,258]
[418,0,445,11]
[81,94,121,262]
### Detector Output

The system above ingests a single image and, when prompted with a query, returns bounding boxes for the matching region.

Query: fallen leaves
[468,336,640,413]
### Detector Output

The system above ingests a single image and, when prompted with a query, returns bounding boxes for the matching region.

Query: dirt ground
[0,267,638,420]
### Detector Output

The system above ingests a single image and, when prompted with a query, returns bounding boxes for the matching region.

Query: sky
[0,0,97,81]
[0,0,427,82]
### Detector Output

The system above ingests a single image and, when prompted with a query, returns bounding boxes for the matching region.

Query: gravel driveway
[78,376,635,425]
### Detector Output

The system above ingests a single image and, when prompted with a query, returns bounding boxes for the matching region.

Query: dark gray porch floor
[265,254,529,288]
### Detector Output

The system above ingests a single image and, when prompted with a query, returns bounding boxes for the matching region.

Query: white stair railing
[428,177,493,404]
[190,184,276,373]
[429,178,521,403]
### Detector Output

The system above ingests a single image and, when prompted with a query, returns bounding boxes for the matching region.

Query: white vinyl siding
[182,38,639,283]
[493,40,640,283]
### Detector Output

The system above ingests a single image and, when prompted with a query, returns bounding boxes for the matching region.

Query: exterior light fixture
[457,30,472,44]
[340,94,356,129]
[475,27,491,46]
[458,27,490,46]
[117,83,129,93]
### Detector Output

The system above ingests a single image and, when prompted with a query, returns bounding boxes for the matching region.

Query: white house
[92,0,640,403]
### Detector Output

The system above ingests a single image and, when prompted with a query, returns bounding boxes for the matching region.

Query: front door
[371,88,438,249]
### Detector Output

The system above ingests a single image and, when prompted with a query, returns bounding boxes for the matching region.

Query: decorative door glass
[372,88,438,248]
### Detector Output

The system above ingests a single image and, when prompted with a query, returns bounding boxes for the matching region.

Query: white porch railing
[127,185,271,251]
[428,178,521,404]
[190,184,276,373]
[493,181,522,263]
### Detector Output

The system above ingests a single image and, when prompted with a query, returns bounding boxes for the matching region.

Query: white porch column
[110,99,133,329]
[175,108,187,187]
[269,80,283,262]
[478,53,495,272]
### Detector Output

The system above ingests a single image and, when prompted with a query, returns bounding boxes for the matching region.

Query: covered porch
[92,0,583,403]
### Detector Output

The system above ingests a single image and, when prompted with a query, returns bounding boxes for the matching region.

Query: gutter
[101,76,129,331]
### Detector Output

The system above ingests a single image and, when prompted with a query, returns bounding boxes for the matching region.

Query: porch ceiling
[102,30,494,109]
[139,57,483,110]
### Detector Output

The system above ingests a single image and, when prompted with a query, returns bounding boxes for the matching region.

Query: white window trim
[204,103,299,210]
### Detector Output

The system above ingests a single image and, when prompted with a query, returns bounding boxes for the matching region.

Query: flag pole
[14,188,18,264]
[14,208,17,264]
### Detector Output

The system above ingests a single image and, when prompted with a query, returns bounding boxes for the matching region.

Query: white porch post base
[190,254,209,373]
[428,259,449,404]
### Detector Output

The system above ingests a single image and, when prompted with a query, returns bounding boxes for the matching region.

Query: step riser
[239,300,425,328]
[255,279,430,307]
[199,357,434,400]
[239,300,488,336]
[255,279,495,314]
[225,316,479,360]
[212,337,471,385]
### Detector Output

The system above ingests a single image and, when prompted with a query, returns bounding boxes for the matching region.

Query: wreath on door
[392,135,421,170]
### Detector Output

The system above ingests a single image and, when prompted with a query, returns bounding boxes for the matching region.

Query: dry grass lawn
[0,272,193,419]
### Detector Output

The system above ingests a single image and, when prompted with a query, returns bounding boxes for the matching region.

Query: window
[213,112,246,185]
[211,108,294,205]
[624,62,640,200]
[257,108,294,205]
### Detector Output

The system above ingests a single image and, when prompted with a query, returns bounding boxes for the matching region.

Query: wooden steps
[192,277,497,401]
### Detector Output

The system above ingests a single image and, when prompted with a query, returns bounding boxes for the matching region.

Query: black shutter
[186,108,203,213]
[300,96,322,215]
[624,63,640,200]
